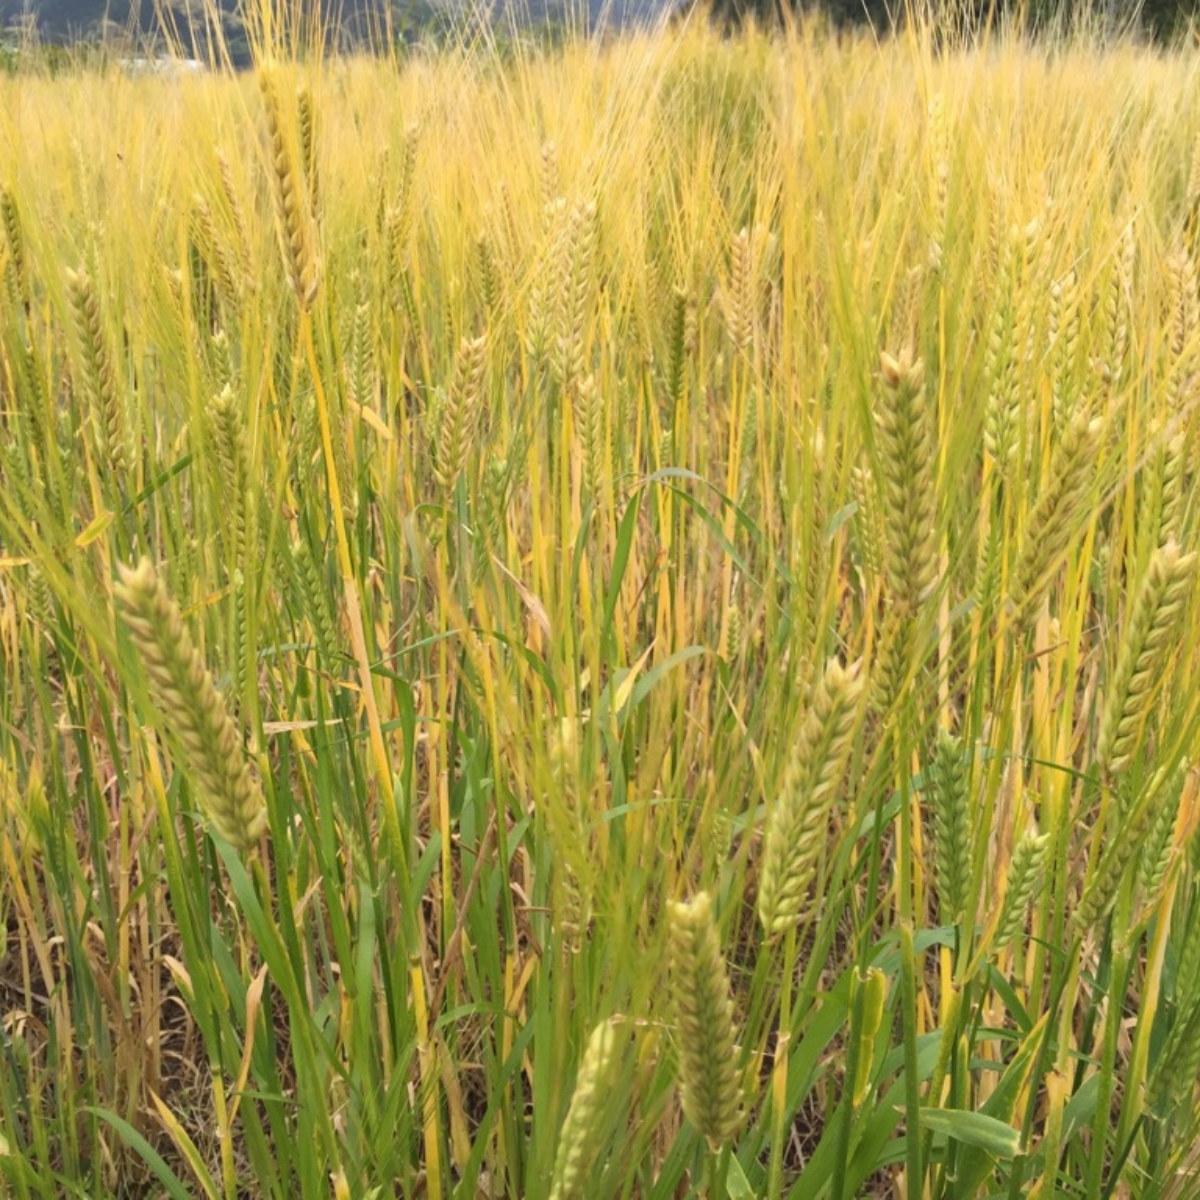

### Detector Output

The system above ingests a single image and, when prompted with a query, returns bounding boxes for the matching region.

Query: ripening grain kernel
[667,892,741,1150]
[724,227,754,351]
[1,184,29,305]
[549,1019,624,1200]
[1139,758,1188,902]
[114,558,266,851]
[1097,541,1196,775]
[850,465,883,582]
[66,265,128,474]
[1010,412,1101,616]
[259,66,319,308]
[208,385,250,569]
[296,82,321,222]
[554,199,598,389]
[1075,763,1182,936]
[1049,268,1081,435]
[929,729,972,924]
[994,828,1049,948]
[433,334,488,490]
[758,659,864,935]
[876,348,936,611]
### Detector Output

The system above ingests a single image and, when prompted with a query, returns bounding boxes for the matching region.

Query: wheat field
[3,13,1200,1198]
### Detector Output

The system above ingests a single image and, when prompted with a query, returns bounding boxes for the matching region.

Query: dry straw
[667,891,741,1150]
[114,558,266,850]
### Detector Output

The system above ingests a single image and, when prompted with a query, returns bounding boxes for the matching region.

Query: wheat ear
[667,892,742,1150]
[66,265,128,474]
[1096,540,1196,775]
[548,1019,624,1200]
[876,348,936,611]
[758,659,864,935]
[258,66,319,309]
[1010,411,1101,616]
[929,729,972,924]
[994,828,1049,947]
[114,558,266,850]
[432,334,488,491]
[1074,764,1179,933]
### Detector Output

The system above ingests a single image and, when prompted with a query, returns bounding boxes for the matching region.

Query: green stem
[897,707,923,1195]
[710,1143,732,1198]
[1086,940,1132,1200]
[831,965,868,1200]
[768,926,796,1200]
[899,922,923,1196]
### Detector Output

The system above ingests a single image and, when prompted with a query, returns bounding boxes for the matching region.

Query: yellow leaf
[75,510,115,548]
[261,719,341,733]
[149,1089,221,1200]
[611,644,654,718]
[350,400,393,440]
[228,964,269,1127]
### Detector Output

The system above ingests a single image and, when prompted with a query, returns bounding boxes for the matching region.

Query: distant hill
[0,0,674,59]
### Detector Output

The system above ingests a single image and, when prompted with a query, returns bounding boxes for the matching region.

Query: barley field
[3,13,1200,1198]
